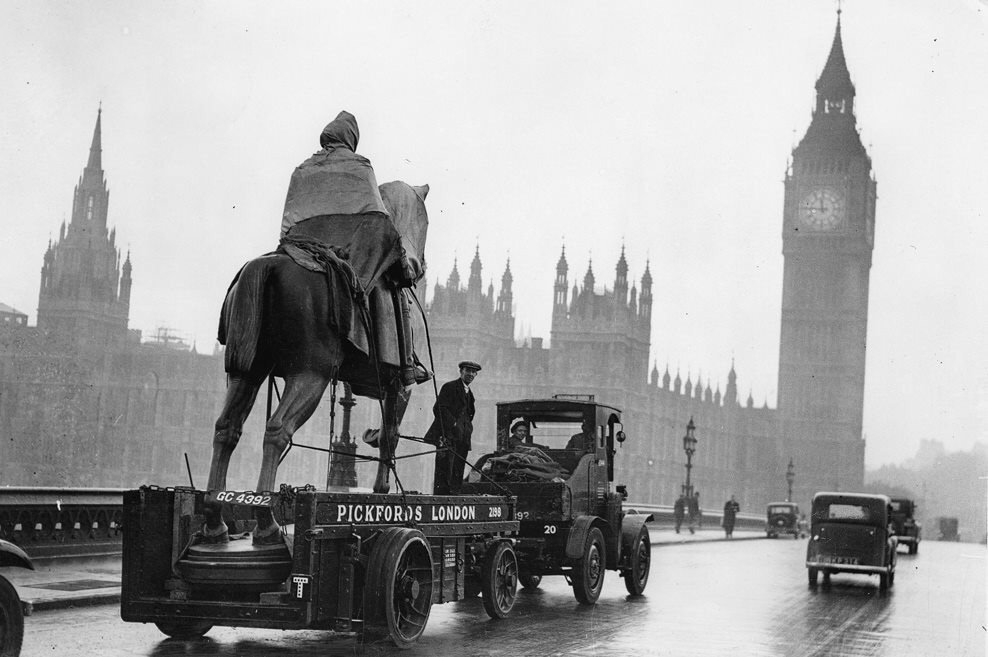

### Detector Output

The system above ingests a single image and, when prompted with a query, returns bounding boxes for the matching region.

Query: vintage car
[1,538,34,657]
[765,502,801,538]
[889,497,921,554]
[806,492,897,590]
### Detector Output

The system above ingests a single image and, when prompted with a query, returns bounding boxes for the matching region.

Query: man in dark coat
[425,361,480,494]
[687,491,701,534]
[673,495,686,534]
[723,495,740,538]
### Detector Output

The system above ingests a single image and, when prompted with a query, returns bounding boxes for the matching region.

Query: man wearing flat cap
[425,361,481,494]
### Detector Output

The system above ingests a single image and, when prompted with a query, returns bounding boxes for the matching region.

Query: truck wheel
[807,567,818,586]
[623,526,651,596]
[0,575,25,656]
[572,527,606,605]
[481,541,518,619]
[520,574,542,590]
[363,527,434,648]
[153,621,213,639]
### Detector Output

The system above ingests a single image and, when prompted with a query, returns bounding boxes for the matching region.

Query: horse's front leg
[202,374,263,542]
[374,383,412,493]
[253,372,330,544]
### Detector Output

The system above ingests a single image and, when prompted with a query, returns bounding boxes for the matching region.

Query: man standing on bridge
[425,361,480,494]
[687,491,702,534]
[674,495,686,533]
[723,495,740,538]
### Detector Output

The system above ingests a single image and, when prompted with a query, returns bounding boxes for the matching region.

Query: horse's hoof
[400,365,432,386]
[251,523,283,546]
[197,524,230,544]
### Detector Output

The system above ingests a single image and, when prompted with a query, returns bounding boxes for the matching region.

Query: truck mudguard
[621,513,653,563]
[565,516,611,560]
[0,540,34,570]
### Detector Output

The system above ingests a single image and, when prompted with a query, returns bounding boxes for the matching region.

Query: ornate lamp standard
[786,457,795,503]
[681,417,698,498]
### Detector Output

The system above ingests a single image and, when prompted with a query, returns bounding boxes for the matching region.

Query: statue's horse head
[380,181,429,284]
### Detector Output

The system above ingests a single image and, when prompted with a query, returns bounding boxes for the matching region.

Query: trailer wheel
[481,541,518,619]
[519,574,542,590]
[0,575,25,657]
[363,527,434,648]
[572,526,606,605]
[153,620,213,639]
[623,526,651,596]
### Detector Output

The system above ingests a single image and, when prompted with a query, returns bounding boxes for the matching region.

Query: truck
[889,497,921,554]
[121,485,519,648]
[461,396,652,604]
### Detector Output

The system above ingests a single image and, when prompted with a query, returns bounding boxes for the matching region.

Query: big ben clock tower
[778,13,875,499]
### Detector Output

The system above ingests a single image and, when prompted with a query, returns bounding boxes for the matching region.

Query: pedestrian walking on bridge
[723,495,740,538]
[687,491,701,534]
[673,495,686,533]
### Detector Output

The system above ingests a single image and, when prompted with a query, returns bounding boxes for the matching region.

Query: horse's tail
[218,257,272,373]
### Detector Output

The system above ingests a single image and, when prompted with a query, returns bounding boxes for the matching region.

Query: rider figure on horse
[281,111,427,386]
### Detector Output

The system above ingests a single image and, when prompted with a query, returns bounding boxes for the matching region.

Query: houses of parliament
[0,16,874,509]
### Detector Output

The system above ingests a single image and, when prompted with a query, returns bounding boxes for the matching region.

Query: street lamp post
[682,417,698,498]
[786,458,795,503]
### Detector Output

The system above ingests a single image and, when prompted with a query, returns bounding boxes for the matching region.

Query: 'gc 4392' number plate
[207,490,273,507]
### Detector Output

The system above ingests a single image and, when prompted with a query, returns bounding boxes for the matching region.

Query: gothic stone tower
[37,108,132,349]
[778,15,875,498]
[550,247,652,404]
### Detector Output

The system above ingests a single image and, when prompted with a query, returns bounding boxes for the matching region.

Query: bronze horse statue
[203,181,430,543]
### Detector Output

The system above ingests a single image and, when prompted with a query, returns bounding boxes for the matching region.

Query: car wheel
[0,575,25,657]
[572,527,606,605]
[807,567,818,586]
[153,621,213,639]
[623,526,651,596]
[822,570,831,585]
[519,574,542,590]
[879,571,890,591]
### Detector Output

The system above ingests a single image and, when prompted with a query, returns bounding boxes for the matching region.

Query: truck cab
[462,395,651,604]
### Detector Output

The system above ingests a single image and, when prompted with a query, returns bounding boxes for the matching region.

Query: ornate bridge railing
[0,488,124,559]
[625,502,765,532]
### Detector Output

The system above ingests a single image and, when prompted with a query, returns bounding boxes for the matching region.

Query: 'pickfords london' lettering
[333,503,479,524]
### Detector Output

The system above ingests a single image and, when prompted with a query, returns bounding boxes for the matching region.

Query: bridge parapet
[0,487,124,559]
[626,502,764,531]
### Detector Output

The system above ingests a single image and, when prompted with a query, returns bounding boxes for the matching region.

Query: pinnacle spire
[87,105,103,172]
[816,12,855,110]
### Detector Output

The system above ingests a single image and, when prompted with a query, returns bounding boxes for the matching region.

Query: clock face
[798,188,845,231]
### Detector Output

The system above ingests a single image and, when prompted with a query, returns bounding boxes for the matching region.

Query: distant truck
[889,497,921,554]
[461,396,652,604]
[936,516,960,541]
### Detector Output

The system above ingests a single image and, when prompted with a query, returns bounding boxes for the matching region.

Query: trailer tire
[0,575,25,657]
[153,620,213,639]
[572,526,606,605]
[362,527,434,648]
[622,526,650,596]
[481,541,518,619]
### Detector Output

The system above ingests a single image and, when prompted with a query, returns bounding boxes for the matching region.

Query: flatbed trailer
[121,486,519,648]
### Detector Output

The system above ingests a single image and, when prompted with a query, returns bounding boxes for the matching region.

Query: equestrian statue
[203,111,431,544]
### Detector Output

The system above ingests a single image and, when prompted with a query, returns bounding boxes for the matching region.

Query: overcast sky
[1,0,986,468]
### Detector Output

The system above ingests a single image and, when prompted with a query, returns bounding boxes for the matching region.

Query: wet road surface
[20,537,985,656]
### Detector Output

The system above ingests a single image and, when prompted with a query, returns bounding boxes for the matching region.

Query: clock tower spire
[777,12,876,498]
